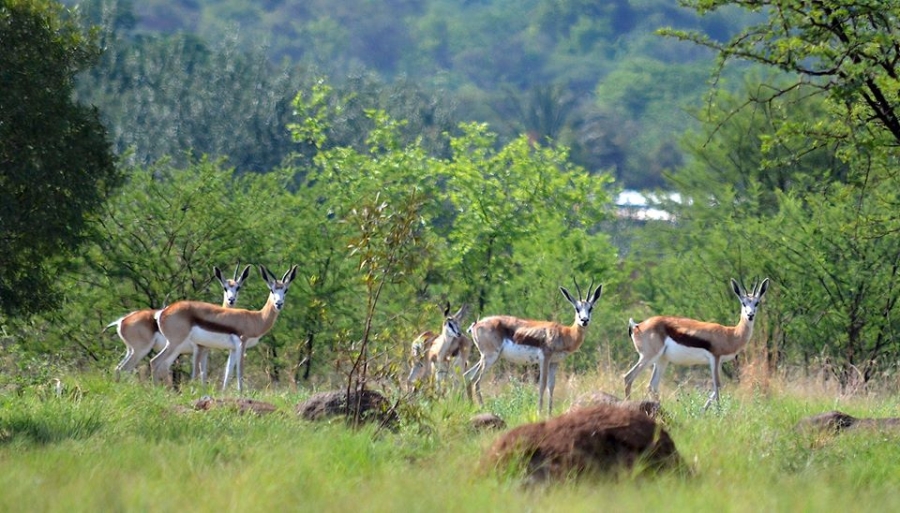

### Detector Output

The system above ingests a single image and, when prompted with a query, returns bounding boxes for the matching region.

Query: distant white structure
[615,190,678,222]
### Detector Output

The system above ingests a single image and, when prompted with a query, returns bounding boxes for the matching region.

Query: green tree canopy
[635,0,900,382]
[665,0,900,154]
[0,0,120,317]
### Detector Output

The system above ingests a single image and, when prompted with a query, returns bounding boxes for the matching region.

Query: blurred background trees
[68,0,746,189]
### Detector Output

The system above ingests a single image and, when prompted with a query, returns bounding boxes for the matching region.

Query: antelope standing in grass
[465,280,603,415]
[407,303,470,390]
[109,264,251,381]
[623,278,770,410]
[151,265,297,393]
[193,265,252,383]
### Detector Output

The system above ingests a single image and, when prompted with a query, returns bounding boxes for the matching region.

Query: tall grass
[2,370,899,512]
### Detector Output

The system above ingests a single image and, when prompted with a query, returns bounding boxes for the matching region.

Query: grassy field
[2,369,899,512]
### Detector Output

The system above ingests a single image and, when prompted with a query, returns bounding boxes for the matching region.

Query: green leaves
[289,81,335,150]
[1,0,120,317]
[438,122,614,315]
[668,0,900,146]
[637,0,900,381]
[284,83,619,380]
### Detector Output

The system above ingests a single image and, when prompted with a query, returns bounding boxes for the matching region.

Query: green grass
[2,371,900,512]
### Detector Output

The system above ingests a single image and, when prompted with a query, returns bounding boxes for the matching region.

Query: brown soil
[795,410,900,434]
[485,402,685,484]
[296,389,398,429]
[568,391,664,420]
[192,396,279,415]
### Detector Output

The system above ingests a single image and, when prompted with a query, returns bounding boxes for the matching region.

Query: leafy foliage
[286,83,620,387]
[19,0,900,393]
[630,0,900,383]
[90,158,276,310]
[75,30,304,172]
[665,0,900,149]
[0,0,121,317]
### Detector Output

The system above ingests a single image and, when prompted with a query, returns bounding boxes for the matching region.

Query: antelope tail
[628,318,639,338]
[104,317,125,332]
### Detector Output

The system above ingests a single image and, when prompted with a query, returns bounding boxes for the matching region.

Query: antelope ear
[731,278,742,298]
[443,301,451,317]
[282,265,298,286]
[214,266,226,286]
[259,265,271,284]
[757,278,770,298]
[559,286,577,306]
[237,264,252,284]
[590,283,602,304]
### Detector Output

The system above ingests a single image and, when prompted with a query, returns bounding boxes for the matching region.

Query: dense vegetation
[66,0,756,188]
[5,0,900,506]
[4,0,900,406]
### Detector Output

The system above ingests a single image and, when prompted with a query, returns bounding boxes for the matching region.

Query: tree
[441,123,616,318]
[0,0,120,317]
[664,0,900,154]
[11,158,284,367]
[492,84,579,144]
[289,81,622,385]
[75,27,304,173]
[640,0,900,382]
[291,87,442,389]
[89,158,274,311]
[760,183,900,378]
[674,81,852,216]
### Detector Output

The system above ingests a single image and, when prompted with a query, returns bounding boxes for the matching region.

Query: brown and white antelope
[407,303,470,390]
[109,264,251,381]
[465,280,603,415]
[623,278,770,410]
[151,265,297,393]
[193,265,252,383]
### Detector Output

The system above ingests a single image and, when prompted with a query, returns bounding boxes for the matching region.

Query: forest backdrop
[3,0,900,391]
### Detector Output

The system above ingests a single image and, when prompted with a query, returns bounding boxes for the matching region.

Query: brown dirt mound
[192,396,278,415]
[470,413,506,431]
[795,410,900,434]
[568,391,664,420]
[296,389,398,429]
[485,402,684,484]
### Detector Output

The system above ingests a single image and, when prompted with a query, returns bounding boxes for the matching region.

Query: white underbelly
[188,327,240,350]
[499,339,567,365]
[662,338,712,366]
[500,339,542,365]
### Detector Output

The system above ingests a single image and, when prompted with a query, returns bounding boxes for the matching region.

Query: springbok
[109,264,251,381]
[407,303,470,390]
[623,278,770,410]
[151,265,297,393]
[465,280,603,415]
[193,265,252,383]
